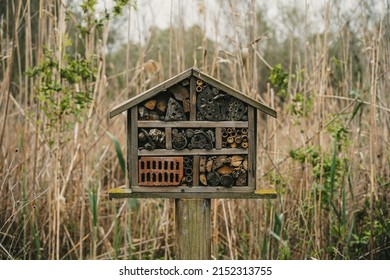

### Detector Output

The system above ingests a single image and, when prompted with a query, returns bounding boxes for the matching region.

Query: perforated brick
[138,157,184,186]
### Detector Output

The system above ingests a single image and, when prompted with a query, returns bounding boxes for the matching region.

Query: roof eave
[109,68,194,118]
[109,67,277,119]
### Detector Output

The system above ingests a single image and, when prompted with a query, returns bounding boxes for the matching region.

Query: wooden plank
[109,187,277,199]
[189,76,196,120]
[254,110,260,191]
[137,120,248,128]
[132,186,254,193]
[175,199,211,259]
[110,69,193,118]
[191,69,277,118]
[165,127,172,150]
[127,110,132,188]
[215,127,222,150]
[138,148,248,156]
[192,155,200,186]
[247,106,255,190]
[130,107,138,187]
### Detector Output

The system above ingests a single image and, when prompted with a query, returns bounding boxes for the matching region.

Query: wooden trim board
[137,121,248,128]
[109,187,277,199]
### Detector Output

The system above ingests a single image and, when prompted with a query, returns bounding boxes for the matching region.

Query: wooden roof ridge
[109,67,277,118]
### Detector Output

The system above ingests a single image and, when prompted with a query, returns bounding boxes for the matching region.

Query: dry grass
[0,0,389,260]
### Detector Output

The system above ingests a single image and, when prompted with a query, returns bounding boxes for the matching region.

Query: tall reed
[0,0,389,260]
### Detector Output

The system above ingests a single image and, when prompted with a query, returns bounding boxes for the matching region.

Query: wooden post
[175,199,211,259]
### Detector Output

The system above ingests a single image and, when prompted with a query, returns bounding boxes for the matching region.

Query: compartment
[138,79,191,121]
[138,128,166,150]
[138,156,183,186]
[221,127,248,149]
[172,128,215,150]
[199,155,248,187]
[196,80,248,121]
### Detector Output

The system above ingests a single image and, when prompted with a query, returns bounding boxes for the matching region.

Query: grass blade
[107,131,126,176]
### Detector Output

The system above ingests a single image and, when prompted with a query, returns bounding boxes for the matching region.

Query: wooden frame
[109,67,277,199]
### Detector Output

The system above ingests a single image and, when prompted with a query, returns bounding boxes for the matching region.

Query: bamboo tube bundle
[182,156,194,186]
[221,128,248,149]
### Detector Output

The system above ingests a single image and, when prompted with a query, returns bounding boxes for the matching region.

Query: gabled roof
[109,67,277,118]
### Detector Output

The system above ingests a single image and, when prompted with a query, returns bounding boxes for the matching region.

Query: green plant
[26,49,95,138]
[289,92,313,119]
[269,64,289,98]
[88,186,99,259]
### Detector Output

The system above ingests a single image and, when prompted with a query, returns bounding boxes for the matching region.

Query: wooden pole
[175,199,211,259]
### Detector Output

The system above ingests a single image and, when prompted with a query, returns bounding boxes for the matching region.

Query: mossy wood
[108,67,277,199]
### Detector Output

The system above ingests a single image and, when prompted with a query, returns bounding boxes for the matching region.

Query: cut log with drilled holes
[165,98,187,121]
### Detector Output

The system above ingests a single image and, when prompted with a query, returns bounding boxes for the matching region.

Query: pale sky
[95,0,387,44]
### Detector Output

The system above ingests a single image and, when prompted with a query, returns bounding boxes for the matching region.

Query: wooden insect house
[109,68,277,199]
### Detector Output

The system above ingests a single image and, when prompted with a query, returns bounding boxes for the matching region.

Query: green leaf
[330,140,338,203]
[88,186,98,227]
[107,131,126,176]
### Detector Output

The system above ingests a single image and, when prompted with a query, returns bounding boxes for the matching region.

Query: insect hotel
[109,68,277,199]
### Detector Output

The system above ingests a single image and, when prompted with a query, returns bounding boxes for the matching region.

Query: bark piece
[144,99,157,110]
[242,158,248,171]
[217,165,234,175]
[156,96,168,113]
[182,100,191,113]
[206,158,213,173]
[212,156,228,170]
[200,173,207,185]
[170,84,190,101]
[199,156,207,173]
